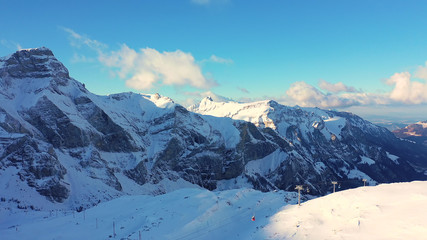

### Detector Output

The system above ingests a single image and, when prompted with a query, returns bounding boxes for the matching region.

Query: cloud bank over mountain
[62,27,427,113]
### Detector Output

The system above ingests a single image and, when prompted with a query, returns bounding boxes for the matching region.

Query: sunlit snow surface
[2,181,427,240]
[265,181,427,240]
[190,98,348,141]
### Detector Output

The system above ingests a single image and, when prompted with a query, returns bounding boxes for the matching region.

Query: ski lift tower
[362,179,367,186]
[331,181,338,193]
[295,185,304,206]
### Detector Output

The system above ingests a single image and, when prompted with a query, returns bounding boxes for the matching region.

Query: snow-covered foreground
[2,181,427,240]
[265,181,427,240]
[1,188,299,240]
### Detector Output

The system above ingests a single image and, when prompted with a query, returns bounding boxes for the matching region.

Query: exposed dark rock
[23,96,89,148]
[37,181,69,203]
[0,47,69,79]
[1,136,69,202]
[125,160,149,185]
[75,96,140,152]
[236,122,276,162]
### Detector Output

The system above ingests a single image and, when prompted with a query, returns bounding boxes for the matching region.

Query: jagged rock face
[124,161,149,185]
[151,106,242,190]
[0,47,69,79]
[23,96,90,148]
[74,96,140,152]
[1,48,427,210]
[0,136,69,202]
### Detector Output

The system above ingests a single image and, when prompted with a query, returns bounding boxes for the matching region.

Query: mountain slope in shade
[1,47,427,212]
[1,181,426,240]
[393,121,427,147]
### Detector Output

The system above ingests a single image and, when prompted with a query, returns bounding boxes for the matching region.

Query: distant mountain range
[393,121,427,147]
[1,48,426,211]
[373,122,409,131]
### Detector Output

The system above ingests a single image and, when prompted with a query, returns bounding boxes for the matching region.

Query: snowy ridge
[190,98,348,141]
[190,97,276,128]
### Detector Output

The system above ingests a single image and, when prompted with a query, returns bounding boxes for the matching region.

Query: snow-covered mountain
[1,48,426,211]
[190,96,427,182]
[393,121,427,147]
[2,181,426,240]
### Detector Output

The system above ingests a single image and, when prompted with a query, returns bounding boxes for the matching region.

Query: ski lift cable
[295,178,370,188]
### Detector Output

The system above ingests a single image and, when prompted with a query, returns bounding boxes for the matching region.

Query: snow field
[0,188,295,240]
[2,181,427,240]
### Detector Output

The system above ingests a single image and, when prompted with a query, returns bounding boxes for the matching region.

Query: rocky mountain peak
[0,47,69,79]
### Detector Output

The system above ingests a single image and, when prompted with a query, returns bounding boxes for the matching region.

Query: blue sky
[1,0,427,122]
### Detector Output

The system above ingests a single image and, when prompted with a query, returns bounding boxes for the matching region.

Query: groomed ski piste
[1,181,427,240]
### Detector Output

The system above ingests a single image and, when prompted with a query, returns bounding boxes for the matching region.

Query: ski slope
[265,181,427,240]
[1,181,427,240]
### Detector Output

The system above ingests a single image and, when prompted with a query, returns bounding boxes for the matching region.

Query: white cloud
[60,28,427,109]
[414,61,427,80]
[63,28,218,91]
[209,55,233,64]
[0,39,22,51]
[285,63,427,108]
[99,44,218,90]
[284,82,389,109]
[318,79,357,93]
[61,27,107,51]
[237,87,249,94]
[386,72,427,104]
[283,71,427,109]
[192,0,210,5]
[70,53,95,63]
[200,54,233,64]
[340,92,389,106]
[285,82,360,108]
[191,0,229,5]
